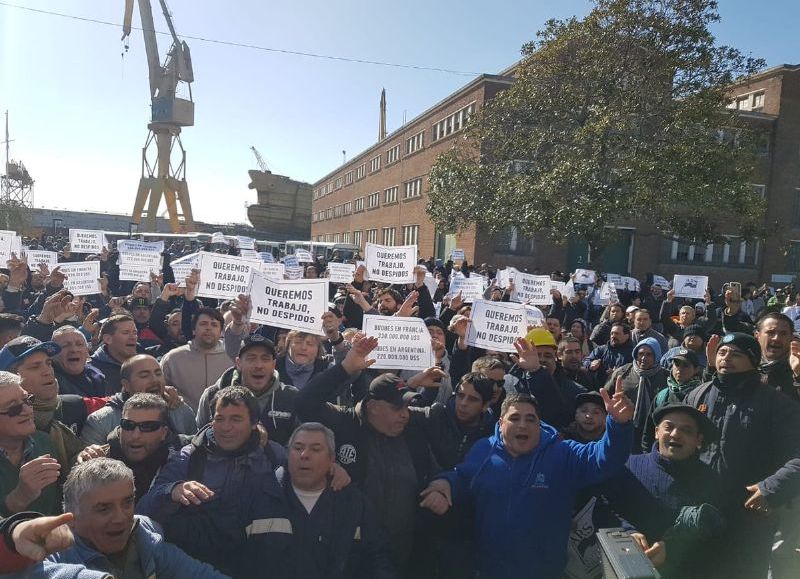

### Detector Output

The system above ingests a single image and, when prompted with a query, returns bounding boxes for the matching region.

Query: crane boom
[250,147,269,172]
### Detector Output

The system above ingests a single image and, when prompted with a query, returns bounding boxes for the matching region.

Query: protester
[51,327,108,397]
[590,303,625,346]
[556,335,595,390]
[631,309,669,355]
[561,390,607,443]
[660,324,707,369]
[753,312,797,400]
[89,315,139,393]
[583,322,634,387]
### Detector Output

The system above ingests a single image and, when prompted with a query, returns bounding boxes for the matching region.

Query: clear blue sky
[1,0,797,225]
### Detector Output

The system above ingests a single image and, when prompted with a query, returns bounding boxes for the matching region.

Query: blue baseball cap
[0,336,62,371]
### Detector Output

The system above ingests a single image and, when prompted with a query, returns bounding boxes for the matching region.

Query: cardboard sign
[673,275,708,300]
[197,252,260,300]
[259,252,275,263]
[59,261,101,296]
[22,249,58,270]
[466,299,528,353]
[248,271,327,335]
[362,315,435,370]
[574,269,596,285]
[117,240,164,254]
[327,262,355,284]
[295,249,314,263]
[0,232,22,263]
[449,274,485,303]
[261,262,286,281]
[364,243,416,284]
[69,229,106,253]
[236,236,255,250]
[511,273,552,305]
[283,255,299,268]
[451,248,465,261]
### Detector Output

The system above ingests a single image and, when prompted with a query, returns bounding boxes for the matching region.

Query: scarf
[714,369,759,393]
[285,356,315,390]
[631,363,663,431]
[665,375,701,403]
[32,396,83,476]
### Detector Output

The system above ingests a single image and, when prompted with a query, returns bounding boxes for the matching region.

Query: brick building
[311,63,800,287]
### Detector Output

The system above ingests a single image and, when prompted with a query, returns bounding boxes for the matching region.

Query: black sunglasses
[0,394,35,418]
[120,419,165,433]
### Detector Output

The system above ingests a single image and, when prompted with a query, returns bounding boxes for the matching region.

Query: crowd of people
[0,234,799,579]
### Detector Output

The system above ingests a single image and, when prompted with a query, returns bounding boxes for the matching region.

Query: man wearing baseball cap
[195,334,298,445]
[686,332,800,578]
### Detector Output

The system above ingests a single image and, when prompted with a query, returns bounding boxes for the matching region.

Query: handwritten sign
[69,229,105,254]
[673,275,708,300]
[327,262,355,284]
[651,274,671,289]
[248,271,327,335]
[59,261,101,296]
[365,243,416,284]
[550,280,566,295]
[466,299,528,353]
[239,249,259,261]
[511,273,551,305]
[362,315,435,370]
[197,252,260,300]
[22,249,58,270]
[261,262,286,281]
[449,273,486,302]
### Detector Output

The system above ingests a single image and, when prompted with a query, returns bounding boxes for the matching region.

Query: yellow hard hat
[525,327,557,348]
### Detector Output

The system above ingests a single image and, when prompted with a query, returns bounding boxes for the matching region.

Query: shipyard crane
[250,146,269,173]
[122,0,195,232]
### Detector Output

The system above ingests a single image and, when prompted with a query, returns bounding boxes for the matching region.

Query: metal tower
[1,111,34,209]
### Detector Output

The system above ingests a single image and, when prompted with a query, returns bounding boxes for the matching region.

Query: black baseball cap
[652,403,719,445]
[574,391,606,412]
[238,334,276,358]
[672,348,700,367]
[366,373,412,409]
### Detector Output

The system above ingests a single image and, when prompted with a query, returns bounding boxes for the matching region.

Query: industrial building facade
[311,64,800,286]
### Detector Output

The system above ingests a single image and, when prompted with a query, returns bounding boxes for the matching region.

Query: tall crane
[250,146,269,173]
[122,0,195,232]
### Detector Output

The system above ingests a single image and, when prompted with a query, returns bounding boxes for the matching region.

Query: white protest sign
[248,271,327,335]
[496,267,518,289]
[597,281,619,305]
[283,255,299,268]
[525,305,545,327]
[59,261,101,296]
[117,240,164,254]
[0,232,22,263]
[69,229,106,253]
[118,251,163,282]
[466,299,528,353]
[239,249,259,261]
[424,273,438,299]
[22,249,58,269]
[197,252,259,300]
[236,236,255,250]
[211,232,226,245]
[652,274,671,289]
[362,315,435,370]
[365,243,416,284]
[673,275,708,300]
[607,274,640,292]
[259,252,275,263]
[261,262,286,281]
[170,252,198,286]
[327,262,355,284]
[451,248,465,261]
[285,266,303,280]
[562,280,576,299]
[295,249,314,263]
[574,269,596,285]
[550,280,566,295]
[449,274,485,302]
[511,273,552,305]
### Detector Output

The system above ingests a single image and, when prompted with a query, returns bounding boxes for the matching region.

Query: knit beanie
[720,332,761,368]
[683,324,706,341]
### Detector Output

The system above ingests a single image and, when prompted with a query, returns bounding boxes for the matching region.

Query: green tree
[428,0,766,253]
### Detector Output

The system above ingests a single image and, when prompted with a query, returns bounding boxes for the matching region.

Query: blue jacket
[47,515,228,578]
[441,416,633,579]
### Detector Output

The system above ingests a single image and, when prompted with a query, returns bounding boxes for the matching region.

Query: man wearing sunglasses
[0,371,63,516]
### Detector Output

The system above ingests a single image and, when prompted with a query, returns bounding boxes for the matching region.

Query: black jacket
[281,472,395,579]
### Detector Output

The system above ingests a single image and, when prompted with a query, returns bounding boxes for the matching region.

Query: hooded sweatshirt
[441,416,632,579]
[160,339,233,411]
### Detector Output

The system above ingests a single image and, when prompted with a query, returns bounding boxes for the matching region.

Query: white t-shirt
[292,486,324,514]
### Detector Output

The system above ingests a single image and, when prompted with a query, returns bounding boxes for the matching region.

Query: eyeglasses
[120,419,165,433]
[0,394,35,418]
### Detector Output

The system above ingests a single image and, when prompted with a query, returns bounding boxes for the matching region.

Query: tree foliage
[427,0,767,250]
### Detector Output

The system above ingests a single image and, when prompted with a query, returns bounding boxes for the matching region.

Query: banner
[118,251,163,282]
[22,249,58,269]
[573,269,596,285]
[261,262,286,281]
[511,273,552,305]
[0,231,22,263]
[117,240,163,254]
[197,252,260,300]
[364,243,416,284]
[327,262,355,284]
[59,261,101,296]
[466,299,527,353]
[295,249,314,263]
[449,273,485,303]
[248,271,327,335]
[673,275,708,300]
[69,229,105,253]
[362,315,435,370]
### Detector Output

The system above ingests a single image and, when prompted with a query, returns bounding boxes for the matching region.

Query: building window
[370,155,381,173]
[404,178,422,199]
[386,144,400,165]
[342,232,351,244]
[384,186,398,204]
[402,225,420,246]
[752,92,765,110]
[664,235,759,267]
[334,233,341,243]
[356,164,366,180]
[354,197,365,212]
[344,171,354,186]
[326,208,333,220]
[367,192,380,209]
[366,229,378,244]
[406,131,424,155]
[433,102,476,141]
[353,230,362,247]
[343,201,352,214]
[382,227,395,246]
[334,177,342,190]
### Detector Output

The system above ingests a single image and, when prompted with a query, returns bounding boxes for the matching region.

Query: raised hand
[395,290,419,318]
[39,289,74,324]
[706,334,721,369]
[600,388,634,424]
[185,268,200,301]
[229,294,251,326]
[160,282,183,302]
[7,253,29,289]
[449,291,464,312]
[340,333,378,375]
[790,341,800,378]
[407,367,448,389]
[47,266,66,289]
[511,337,540,372]
[77,444,109,464]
